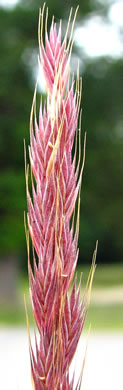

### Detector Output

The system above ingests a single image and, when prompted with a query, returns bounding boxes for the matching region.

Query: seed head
[25,4,96,389]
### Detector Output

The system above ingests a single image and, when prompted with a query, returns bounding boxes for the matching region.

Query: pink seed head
[25,4,96,390]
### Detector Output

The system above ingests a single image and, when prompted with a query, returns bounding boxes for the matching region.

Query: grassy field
[1,303,123,330]
[0,264,123,330]
[77,263,123,287]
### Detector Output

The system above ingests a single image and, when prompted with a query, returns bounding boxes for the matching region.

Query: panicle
[25,4,96,390]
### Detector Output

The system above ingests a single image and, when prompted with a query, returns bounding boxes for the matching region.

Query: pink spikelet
[25,4,96,390]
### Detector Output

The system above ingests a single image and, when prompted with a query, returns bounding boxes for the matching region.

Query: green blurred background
[0,0,122,327]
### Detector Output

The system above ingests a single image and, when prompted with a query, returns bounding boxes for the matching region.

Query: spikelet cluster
[25,5,96,390]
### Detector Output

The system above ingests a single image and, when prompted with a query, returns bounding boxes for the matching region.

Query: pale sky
[74,1,123,58]
[74,15,123,59]
[0,0,19,7]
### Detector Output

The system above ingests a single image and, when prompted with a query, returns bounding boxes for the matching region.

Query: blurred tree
[0,0,122,270]
[79,58,123,263]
